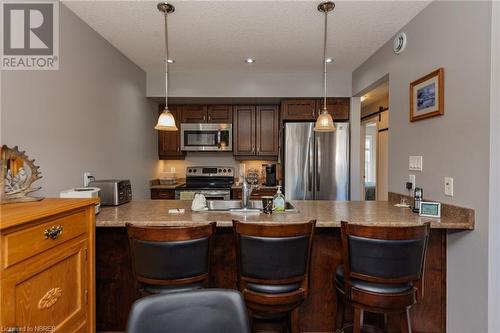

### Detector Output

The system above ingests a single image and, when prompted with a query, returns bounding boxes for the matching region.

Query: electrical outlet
[409,174,416,189]
[83,172,93,187]
[409,156,423,171]
[444,177,454,196]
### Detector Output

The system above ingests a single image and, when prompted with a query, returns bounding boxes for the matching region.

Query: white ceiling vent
[393,32,407,55]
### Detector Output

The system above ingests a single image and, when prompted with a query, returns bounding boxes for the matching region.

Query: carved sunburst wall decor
[1,145,43,204]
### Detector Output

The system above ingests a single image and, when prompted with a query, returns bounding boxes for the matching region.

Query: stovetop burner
[184,166,235,189]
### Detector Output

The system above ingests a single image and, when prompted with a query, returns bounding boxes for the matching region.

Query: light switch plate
[409,156,423,171]
[444,177,454,196]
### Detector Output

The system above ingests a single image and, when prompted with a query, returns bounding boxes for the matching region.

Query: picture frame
[410,68,444,122]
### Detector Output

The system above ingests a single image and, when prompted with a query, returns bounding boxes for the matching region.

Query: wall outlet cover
[444,177,454,196]
[409,174,416,189]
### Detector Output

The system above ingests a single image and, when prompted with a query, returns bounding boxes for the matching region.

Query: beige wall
[1,4,158,199]
[352,2,491,331]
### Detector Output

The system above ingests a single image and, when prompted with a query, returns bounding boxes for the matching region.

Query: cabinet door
[151,189,175,200]
[324,98,350,121]
[207,105,232,123]
[233,106,256,156]
[1,239,88,333]
[256,105,279,157]
[158,105,184,160]
[281,99,316,121]
[181,105,207,123]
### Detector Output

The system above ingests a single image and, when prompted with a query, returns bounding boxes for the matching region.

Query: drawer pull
[44,225,63,240]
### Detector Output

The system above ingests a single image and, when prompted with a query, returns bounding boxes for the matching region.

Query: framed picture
[410,68,444,122]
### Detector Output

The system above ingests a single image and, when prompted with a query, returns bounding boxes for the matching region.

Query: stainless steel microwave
[180,123,232,151]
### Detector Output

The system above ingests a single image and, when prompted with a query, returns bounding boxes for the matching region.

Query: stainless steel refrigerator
[284,122,349,200]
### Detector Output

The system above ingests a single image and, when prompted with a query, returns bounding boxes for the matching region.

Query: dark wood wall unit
[96,227,447,333]
[233,105,279,160]
[231,187,277,200]
[207,105,233,123]
[233,105,256,156]
[158,104,185,160]
[181,105,208,123]
[150,188,175,200]
[281,98,350,122]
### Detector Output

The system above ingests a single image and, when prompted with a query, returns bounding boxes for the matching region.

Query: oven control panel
[186,166,234,177]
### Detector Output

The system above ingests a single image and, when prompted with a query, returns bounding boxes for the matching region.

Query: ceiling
[361,80,389,107]
[64,1,430,75]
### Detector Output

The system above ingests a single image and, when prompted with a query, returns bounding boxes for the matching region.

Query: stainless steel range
[175,166,234,200]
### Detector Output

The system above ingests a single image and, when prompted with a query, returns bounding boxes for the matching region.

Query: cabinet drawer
[2,209,87,269]
[151,189,175,200]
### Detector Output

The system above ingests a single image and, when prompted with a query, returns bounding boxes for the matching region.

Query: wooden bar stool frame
[233,220,316,333]
[338,221,431,333]
[126,222,216,293]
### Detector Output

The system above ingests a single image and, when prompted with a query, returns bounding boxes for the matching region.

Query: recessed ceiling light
[244,58,255,64]
[325,58,334,63]
[167,59,175,63]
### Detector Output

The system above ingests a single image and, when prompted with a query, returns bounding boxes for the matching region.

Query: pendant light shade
[155,107,177,131]
[314,1,336,132]
[314,108,335,132]
[155,2,177,131]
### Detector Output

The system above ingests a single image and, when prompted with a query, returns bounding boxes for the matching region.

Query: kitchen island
[95,197,473,332]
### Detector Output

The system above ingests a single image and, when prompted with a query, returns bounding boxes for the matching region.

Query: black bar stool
[126,222,216,295]
[232,220,316,333]
[126,289,251,333]
[335,221,431,333]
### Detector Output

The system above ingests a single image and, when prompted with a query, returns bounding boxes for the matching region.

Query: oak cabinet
[158,105,185,160]
[0,199,96,333]
[151,188,175,200]
[281,98,350,121]
[233,105,279,160]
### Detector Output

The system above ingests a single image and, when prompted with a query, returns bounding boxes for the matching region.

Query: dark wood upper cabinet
[324,97,350,121]
[256,105,279,156]
[281,99,317,121]
[233,105,279,160]
[233,105,256,156]
[158,104,185,160]
[207,105,232,123]
[181,105,208,123]
[281,98,350,121]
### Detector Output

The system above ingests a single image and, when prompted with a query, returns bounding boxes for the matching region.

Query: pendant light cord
[322,10,328,112]
[164,11,169,111]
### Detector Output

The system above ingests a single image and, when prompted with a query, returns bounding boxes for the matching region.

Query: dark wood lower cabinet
[231,187,277,199]
[150,188,175,200]
[96,227,446,333]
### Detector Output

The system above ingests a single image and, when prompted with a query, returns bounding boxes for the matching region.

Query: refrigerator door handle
[308,142,313,192]
[316,136,321,192]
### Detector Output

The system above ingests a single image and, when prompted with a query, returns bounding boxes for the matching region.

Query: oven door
[181,123,232,151]
[175,189,230,201]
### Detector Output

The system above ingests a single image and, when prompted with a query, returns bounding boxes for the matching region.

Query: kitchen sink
[204,200,298,213]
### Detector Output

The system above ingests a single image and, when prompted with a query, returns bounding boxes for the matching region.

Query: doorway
[359,81,389,201]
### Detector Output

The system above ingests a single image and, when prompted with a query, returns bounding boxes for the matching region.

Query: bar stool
[335,221,431,333]
[126,222,216,295]
[232,220,316,333]
[126,289,251,333]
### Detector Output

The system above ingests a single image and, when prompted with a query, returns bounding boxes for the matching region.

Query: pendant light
[155,2,177,131]
[314,1,336,132]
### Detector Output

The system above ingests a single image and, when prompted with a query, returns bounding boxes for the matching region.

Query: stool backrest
[340,221,430,286]
[233,220,316,290]
[126,222,216,286]
[126,289,251,333]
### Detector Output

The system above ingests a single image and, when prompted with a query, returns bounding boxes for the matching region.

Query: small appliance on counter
[263,164,277,186]
[412,187,424,213]
[88,179,132,206]
[60,187,101,214]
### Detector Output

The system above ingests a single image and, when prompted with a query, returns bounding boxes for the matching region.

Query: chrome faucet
[241,177,257,209]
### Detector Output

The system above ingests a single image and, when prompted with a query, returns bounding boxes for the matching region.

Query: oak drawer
[2,209,88,269]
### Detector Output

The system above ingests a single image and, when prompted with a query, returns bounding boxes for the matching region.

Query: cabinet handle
[44,225,63,240]
[203,115,206,121]
[208,115,211,121]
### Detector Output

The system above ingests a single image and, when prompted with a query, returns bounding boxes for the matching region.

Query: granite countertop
[231,184,279,190]
[95,199,474,230]
[150,179,185,190]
